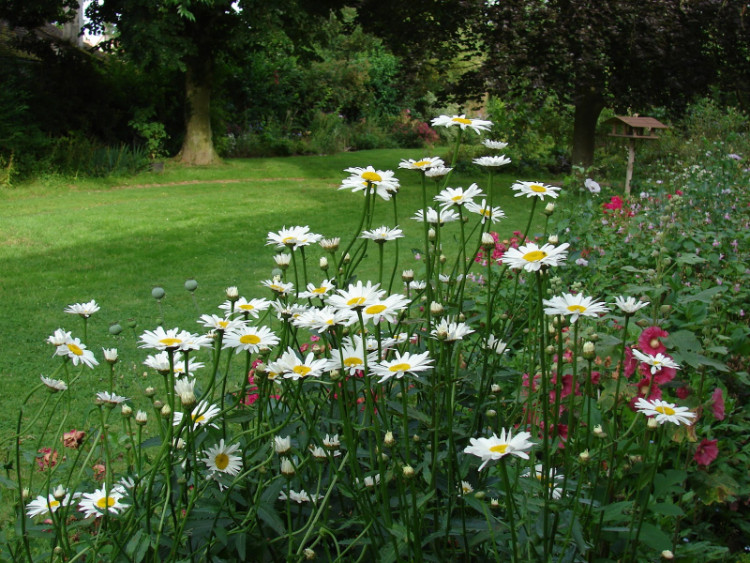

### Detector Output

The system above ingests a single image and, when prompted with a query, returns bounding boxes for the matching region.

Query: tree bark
[571,88,605,168]
[176,64,221,166]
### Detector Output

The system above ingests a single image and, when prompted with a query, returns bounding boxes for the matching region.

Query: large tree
[86,0,339,165]
[466,0,750,167]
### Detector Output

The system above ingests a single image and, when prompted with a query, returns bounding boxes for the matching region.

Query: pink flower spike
[711,388,725,420]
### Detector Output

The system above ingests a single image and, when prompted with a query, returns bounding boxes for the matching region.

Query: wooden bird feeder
[606,115,668,195]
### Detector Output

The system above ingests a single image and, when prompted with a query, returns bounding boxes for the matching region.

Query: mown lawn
[0,148,552,439]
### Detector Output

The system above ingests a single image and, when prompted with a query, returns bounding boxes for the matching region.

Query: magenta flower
[711,388,725,421]
[694,439,718,467]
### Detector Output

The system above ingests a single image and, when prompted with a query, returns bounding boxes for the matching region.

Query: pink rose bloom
[694,439,718,467]
[711,388,725,420]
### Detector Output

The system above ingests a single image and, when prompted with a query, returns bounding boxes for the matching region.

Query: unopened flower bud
[430,302,444,316]
[593,424,606,438]
[481,232,495,250]
[160,404,171,418]
[485,409,497,418]
[22,488,30,500]
[384,431,395,447]
[490,498,500,509]
[135,410,148,425]
[53,485,66,500]
[583,341,596,359]
[109,322,123,335]
[402,465,415,479]
[439,254,446,264]
[343,253,351,264]
[547,234,558,244]
[579,449,590,463]
[103,348,119,364]
[121,404,133,417]
[226,286,239,300]
[304,548,316,560]
[402,269,414,282]
[152,400,163,410]
[151,287,165,300]
[184,278,198,292]
[319,257,328,270]
[661,550,674,560]
[428,228,436,241]
[647,417,659,429]
[543,203,555,215]
[491,384,501,394]
[280,458,295,477]
[660,304,671,315]
[145,387,156,397]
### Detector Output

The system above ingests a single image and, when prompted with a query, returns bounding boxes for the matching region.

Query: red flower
[638,326,669,355]
[676,385,691,399]
[711,388,725,420]
[694,439,718,467]
[603,196,623,212]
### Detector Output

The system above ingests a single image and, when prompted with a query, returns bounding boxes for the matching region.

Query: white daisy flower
[274,435,291,455]
[64,300,100,318]
[269,347,329,380]
[26,492,74,518]
[327,335,377,375]
[292,306,356,333]
[399,157,445,171]
[523,464,564,499]
[173,356,205,376]
[486,335,508,355]
[55,337,99,368]
[473,155,511,167]
[431,114,492,135]
[425,166,453,178]
[298,279,336,300]
[273,253,291,268]
[465,199,505,223]
[435,183,485,208]
[361,226,404,243]
[96,391,128,405]
[463,429,535,470]
[327,280,385,312]
[460,481,474,495]
[482,139,508,150]
[412,206,460,225]
[260,278,294,297]
[323,434,340,449]
[543,293,609,323]
[47,328,72,347]
[632,350,680,375]
[340,166,400,201]
[78,487,128,519]
[634,398,696,426]
[613,295,650,315]
[173,400,220,428]
[278,490,323,503]
[203,439,242,476]
[370,351,433,383]
[198,314,244,333]
[223,325,279,354]
[270,301,309,323]
[266,225,323,251]
[102,348,118,363]
[174,378,197,405]
[219,296,271,318]
[361,293,411,325]
[511,181,561,200]
[501,242,570,272]
[139,327,211,352]
[143,351,171,373]
[431,317,475,341]
[40,375,67,392]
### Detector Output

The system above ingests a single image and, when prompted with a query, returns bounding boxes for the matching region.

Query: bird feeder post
[605,115,668,196]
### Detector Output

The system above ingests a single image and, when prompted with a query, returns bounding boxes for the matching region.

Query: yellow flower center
[489,444,509,454]
[159,338,182,347]
[481,209,491,217]
[293,365,312,377]
[655,405,675,416]
[347,296,366,307]
[49,500,60,509]
[414,160,431,167]
[653,359,661,366]
[214,453,229,471]
[650,338,661,349]
[364,304,387,315]
[96,496,116,509]
[67,343,84,356]
[193,414,206,424]
[530,184,547,193]
[218,321,228,328]
[282,236,297,244]
[452,117,472,124]
[239,304,255,310]
[523,250,548,262]
[451,194,464,201]
[312,287,327,294]
[240,334,261,345]
[362,171,382,183]
[389,363,411,372]
[344,358,363,367]
[567,305,587,313]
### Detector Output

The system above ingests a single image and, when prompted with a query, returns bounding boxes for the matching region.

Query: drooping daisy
[203,439,242,476]
[143,351,171,373]
[278,489,323,503]
[465,199,506,224]
[412,206,460,225]
[172,400,221,428]
[274,435,292,455]
[431,317,475,341]
[139,327,210,352]
[96,391,128,406]
[47,328,72,347]
[270,301,309,323]
[298,279,336,300]
[174,378,197,405]
[266,225,323,251]
[482,139,508,150]
[613,295,650,315]
[273,253,291,268]
[219,296,271,318]
[173,356,205,376]
[523,464,564,499]
[323,434,340,449]
[327,335,377,376]
[543,293,609,323]
[435,183,485,208]
[55,337,99,368]
[399,157,445,171]
[501,242,570,272]
[473,155,511,167]
[78,486,128,519]
[198,314,244,333]
[269,347,329,381]
[64,300,100,318]
[425,166,453,178]
[340,166,400,201]
[634,398,696,426]
[463,429,535,470]
[361,293,411,325]
[361,226,404,243]
[511,181,561,201]
[327,280,385,312]
[431,114,493,135]
[40,375,67,392]
[632,350,680,375]
[370,350,433,383]
[292,306,355,333]
[260,278,294,297]
[26,492,74,518]
[223,325,279,354]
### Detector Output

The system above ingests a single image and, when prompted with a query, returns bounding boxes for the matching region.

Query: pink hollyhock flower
[62,429,85,449]
[694,439,718,467]
[36,448,58,471]
[623,346,638,378]
[641,362,677,385]
[711,388,725,420]
[676,385,691,399]
[638,326,669,355]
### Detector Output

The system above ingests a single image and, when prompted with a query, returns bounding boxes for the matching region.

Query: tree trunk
[571,89,605,168]
[176,65,221,166]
